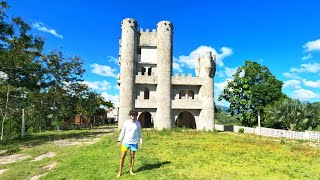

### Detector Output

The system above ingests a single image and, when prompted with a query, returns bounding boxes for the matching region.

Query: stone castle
[117,18,216,131]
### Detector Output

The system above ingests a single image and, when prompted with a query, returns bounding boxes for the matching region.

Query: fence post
[258,111,261,135]
[21,108,25,137]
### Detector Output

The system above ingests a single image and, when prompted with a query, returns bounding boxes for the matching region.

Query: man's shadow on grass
[136,161,171,172]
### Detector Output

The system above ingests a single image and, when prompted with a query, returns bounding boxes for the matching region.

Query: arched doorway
[175,111,196,129]
[138,112,153,128]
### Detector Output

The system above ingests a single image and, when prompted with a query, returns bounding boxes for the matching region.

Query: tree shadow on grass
[136,161,171,172]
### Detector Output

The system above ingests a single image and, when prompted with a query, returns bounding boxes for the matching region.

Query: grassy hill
[0,127,319,179]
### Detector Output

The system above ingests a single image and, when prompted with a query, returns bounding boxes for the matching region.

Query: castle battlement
[173,73,194,78]
[139,28,157,33]
[135,72,157,85]
[139,28,157,46]
[171,73,202,85]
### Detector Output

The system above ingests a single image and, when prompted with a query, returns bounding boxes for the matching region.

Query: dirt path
[0,169,8,175]
[0,154,31,165]
[0,127,116,178]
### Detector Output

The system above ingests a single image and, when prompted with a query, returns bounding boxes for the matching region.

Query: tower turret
[118,18,138,130]
[198,51,216,130]
[155,21,173,130]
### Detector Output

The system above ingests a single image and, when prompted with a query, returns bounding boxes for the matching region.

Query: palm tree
[264,99,320,131]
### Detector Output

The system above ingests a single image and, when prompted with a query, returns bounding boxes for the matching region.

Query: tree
[264,98,320,131]
[0,1,113,139]
[218,60,284,127]
[0,1,44,139]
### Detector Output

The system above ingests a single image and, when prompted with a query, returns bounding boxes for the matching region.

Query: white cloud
[114,85,120,90]
[174,45,233,69]
[32,22,63,39]
[291,89,320,100]
[216,67,238,78]
[173,62,183,72]
[303,39,320,52]
[216,71,225,78]
[101,92,119,105]
[82,80,112,91]
[217,47,233,65]
[290,63,320,73]
[214,79,232,107]
[214,78,232,92]
[283,80,301,89]
[90,63,117,77]
[302,54,312,61]
[107,56,118,64]
[215,99,230,107]
[303,79,320,88]
[283,72,302,79]
[224,67,238,78]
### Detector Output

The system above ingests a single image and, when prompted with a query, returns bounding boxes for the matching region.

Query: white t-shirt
[118,120,142,144]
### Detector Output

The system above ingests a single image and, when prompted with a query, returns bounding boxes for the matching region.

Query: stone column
[118,18,137,130]
[155,21,173,130]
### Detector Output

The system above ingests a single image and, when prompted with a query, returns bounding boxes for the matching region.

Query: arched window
[144,87,150,99]
[137,47,141,54]
[187,90,194,99]
[141,67,146,75]
[179,90,186,99]
[148,67,152,76]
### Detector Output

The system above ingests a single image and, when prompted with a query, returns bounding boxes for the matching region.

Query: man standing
[117,110,142,177]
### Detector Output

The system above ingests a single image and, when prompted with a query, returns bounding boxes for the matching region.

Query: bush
[3,145,20,155]
[238,128,244,133]
[26,127,34,135]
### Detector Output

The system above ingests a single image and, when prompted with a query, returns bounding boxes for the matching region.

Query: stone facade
[117,18,216,131]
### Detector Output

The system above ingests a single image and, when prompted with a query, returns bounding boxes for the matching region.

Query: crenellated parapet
[195,51,216,78]
[139,28,157,47]
[135,72,158,84]
[139,28,157,33]
[171,73,202,85]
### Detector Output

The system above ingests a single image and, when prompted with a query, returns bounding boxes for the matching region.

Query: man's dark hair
[129,110,138,116]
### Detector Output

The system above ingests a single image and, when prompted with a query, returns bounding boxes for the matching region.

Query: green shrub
[238,128,244,133]
[26,127,34,135]
[3,145,20,155]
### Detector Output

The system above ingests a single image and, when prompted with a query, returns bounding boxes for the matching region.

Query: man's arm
[137,123,142,147]
[117,124,125,146]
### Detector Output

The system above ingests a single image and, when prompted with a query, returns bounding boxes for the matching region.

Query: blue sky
[7,0,320,106]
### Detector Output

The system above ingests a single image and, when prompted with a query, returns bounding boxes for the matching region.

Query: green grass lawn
[0,127,319,179]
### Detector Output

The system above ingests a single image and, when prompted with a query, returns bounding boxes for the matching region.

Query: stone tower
[118,18,137,129]
[117,18,216,131]
[155,21,173,130]
[195,51,216,130]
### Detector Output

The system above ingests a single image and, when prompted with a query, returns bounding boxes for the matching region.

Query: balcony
[172,99,202,109]
[135,72,157,84]
[135,98,157,108]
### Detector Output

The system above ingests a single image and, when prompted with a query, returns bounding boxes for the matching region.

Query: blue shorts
[121,143,138,152]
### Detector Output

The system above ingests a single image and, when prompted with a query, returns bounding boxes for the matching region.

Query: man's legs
[117,150,127,177]
[130,150,136,175]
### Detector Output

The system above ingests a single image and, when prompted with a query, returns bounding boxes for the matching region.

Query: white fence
[215,124,320,142]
